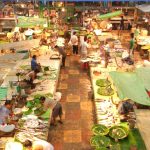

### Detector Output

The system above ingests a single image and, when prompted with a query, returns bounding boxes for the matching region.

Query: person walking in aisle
[70,31,78,55]
[129,33,135,57]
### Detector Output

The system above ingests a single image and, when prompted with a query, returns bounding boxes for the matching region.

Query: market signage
[17,16,47,28]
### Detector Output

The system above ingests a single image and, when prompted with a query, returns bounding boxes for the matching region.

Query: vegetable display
[34,107,45,116]
[96,79,114,96]
[92,124,109,136]
[96,79,111,87]
[109,125,129,141]
[110,144,121,150]
[90,135,110,148]
[97,87,114,96]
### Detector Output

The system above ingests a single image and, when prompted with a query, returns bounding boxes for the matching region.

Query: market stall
[88,36,148,149]
[0,47,61,149]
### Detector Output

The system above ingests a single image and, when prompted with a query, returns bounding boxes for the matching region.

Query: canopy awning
[110,71,150,106]
[136,4,150,13]
[97,11,122,20]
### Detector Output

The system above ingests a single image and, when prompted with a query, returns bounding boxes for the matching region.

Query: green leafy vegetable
[110,144,121,150]
[90,135,110,148]
[96,79,111,87]
[92,124,109,136]
[97,87,114,96]
[109,126,129,140]
[23,109,33,115]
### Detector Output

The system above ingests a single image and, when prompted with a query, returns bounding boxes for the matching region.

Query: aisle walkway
[48,55,94,150]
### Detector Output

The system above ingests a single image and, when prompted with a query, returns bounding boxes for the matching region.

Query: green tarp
[17,16,47,28]
[97,11,122,20]
[136,67,150,91]
[110,71,150,106]
[0,87,7,100]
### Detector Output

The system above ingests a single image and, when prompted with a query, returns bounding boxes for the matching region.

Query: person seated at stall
[31,55,41,72]
[24,139,54,150]
[23,69,39,89]
[39,30,47,46]
[0,100,12,125]
[118,99,134,121]
[13,32,20,42]
[40,92,63,126]
[24,28,34,40]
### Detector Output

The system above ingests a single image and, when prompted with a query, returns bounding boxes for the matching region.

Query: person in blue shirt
[0,101,12,125]
[31,55,41,72]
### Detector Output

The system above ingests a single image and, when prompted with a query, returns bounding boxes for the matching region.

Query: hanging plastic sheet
[110,71,150,106]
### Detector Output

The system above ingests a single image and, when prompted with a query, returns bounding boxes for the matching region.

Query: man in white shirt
[70,31,78,55]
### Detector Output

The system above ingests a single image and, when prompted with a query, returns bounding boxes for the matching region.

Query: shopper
[55,45,66,67]
[70,31,78,55]
[118,16,125,36]
[40,92,63,126]
[134,25,140,39]
[81,36,89,59]
[80,36,90,69]
[129,33,135,57]
[120,16,125,30]
[31,55,41,72]
[24,139,54,150]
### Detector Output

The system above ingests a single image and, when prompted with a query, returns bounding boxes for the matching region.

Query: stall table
[135,109,150,150]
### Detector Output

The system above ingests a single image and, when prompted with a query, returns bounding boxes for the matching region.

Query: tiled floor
[48,55,94,150]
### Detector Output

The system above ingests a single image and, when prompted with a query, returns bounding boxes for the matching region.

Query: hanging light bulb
[61,7,65,12]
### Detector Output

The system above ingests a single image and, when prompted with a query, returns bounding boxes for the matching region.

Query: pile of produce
[90,135,110,149]
[92,124,109,136]
[91,124,129,150]
[96,79,114,96]
[109,125,129,142]
[96,79,111,87]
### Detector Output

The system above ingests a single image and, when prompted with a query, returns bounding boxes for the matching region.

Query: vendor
[40,92,63,126]
[31,55,41,72]
[118,99,134,121]
[24,139,54,150]
[0,100,12,125]
[24,69,39,88]
[39,30,47,46]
